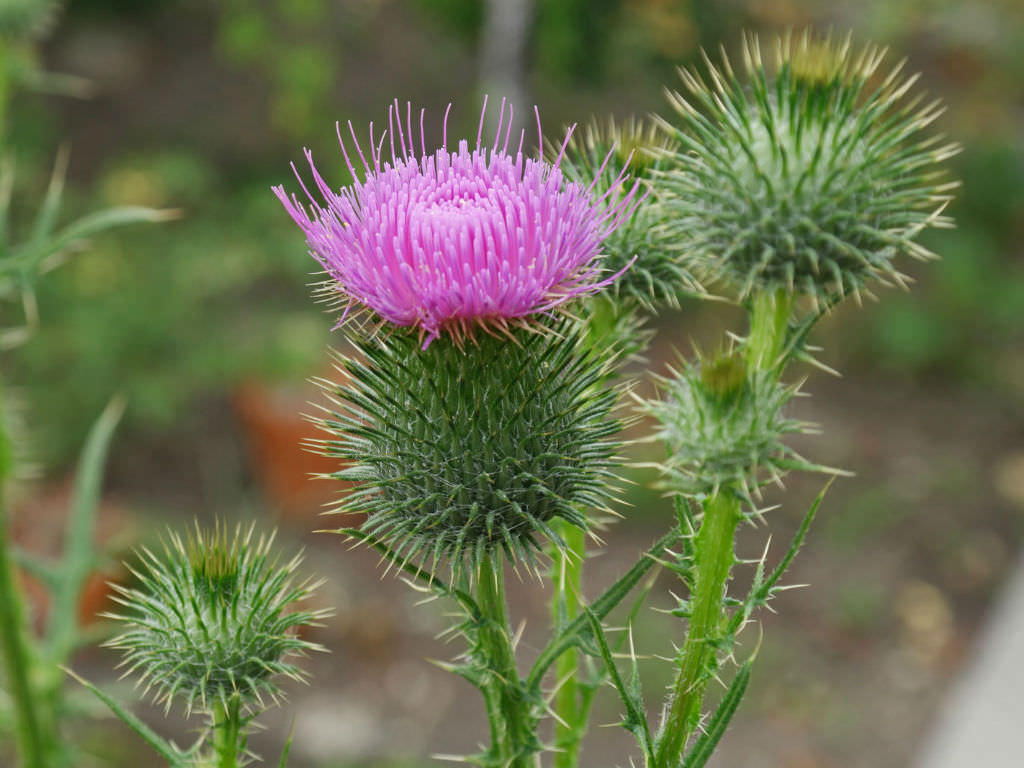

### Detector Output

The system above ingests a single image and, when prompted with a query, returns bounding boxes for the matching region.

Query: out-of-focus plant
[12,165,326,466]
[0,2,173,766]
[215,0,340,141]
[777,0,1024,389]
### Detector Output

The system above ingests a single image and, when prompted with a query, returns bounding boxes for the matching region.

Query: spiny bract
[315,321,622,572]
[106,523,327,716]
[656,30,959,305]
[641,351,814,502]
[559,116,698,310]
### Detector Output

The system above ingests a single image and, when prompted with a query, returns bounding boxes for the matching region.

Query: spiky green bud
[656,30,959,305]
[317,322,622,573]
[560,117,699,310]
[642,350,812,501]
[106,524,327,716]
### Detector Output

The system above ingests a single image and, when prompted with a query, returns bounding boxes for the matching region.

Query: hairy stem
[657,286,795,765]
[745,288,793,372]
[214,695,243,768]
[655,491,741,767]
[551,522,586,768]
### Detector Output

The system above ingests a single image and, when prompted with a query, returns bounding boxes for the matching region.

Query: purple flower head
[274,97,640,346]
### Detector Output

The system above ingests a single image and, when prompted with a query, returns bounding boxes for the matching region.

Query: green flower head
[316,321,623,574]
[656,30,959,306]
[106,523,328,716]
[642,349,818,502]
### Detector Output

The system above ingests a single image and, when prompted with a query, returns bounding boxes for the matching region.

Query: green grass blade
[46,396,125,664]
[29,147,68,245]
[277,719,296,768]
[15,206,179,273]
[9,548,59,590]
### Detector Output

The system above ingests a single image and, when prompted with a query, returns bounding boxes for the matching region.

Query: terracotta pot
[233,373,355,525]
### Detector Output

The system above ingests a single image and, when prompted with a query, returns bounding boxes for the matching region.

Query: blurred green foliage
[8,150,328,463]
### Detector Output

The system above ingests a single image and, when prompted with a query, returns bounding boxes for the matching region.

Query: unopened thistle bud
[106,523,327,716]
[561,116,698,310]
[316,321,622,572]
[656,30,959,305]
[642,350,813,501]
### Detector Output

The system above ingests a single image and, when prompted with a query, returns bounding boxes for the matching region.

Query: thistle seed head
[315,321,623,574]
[106,523,328,717]
[656,30,959,305]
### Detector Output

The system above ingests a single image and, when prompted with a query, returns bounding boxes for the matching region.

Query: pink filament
[274,99,639,345]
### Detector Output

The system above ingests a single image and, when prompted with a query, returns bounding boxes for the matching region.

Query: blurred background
[2,0,1023,766]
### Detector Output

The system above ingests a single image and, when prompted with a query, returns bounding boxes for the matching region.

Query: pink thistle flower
[274,97,640,346]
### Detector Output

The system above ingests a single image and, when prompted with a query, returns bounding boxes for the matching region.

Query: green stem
[551,522,585,768]
[655,491,741,768]
[0,41,10,146]
[213,695,243,768]
[745,288,793,373]
[476,553,531,768]
[0,382,46,768]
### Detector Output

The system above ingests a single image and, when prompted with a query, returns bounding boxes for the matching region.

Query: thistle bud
[560,116,698,310]
[656,30,959,305]
[316,322,622,573]
[642,350,810,501]
[106,523,327,716]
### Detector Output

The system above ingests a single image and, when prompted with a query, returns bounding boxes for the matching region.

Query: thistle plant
[71,523,327,768]
[276,97,646,766]
[269,28,955,768]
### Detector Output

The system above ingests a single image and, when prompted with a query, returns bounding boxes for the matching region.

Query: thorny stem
[657,289,794,766]
[655,491,741,767]
[476,553,531,768]
[551,522,586,768]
